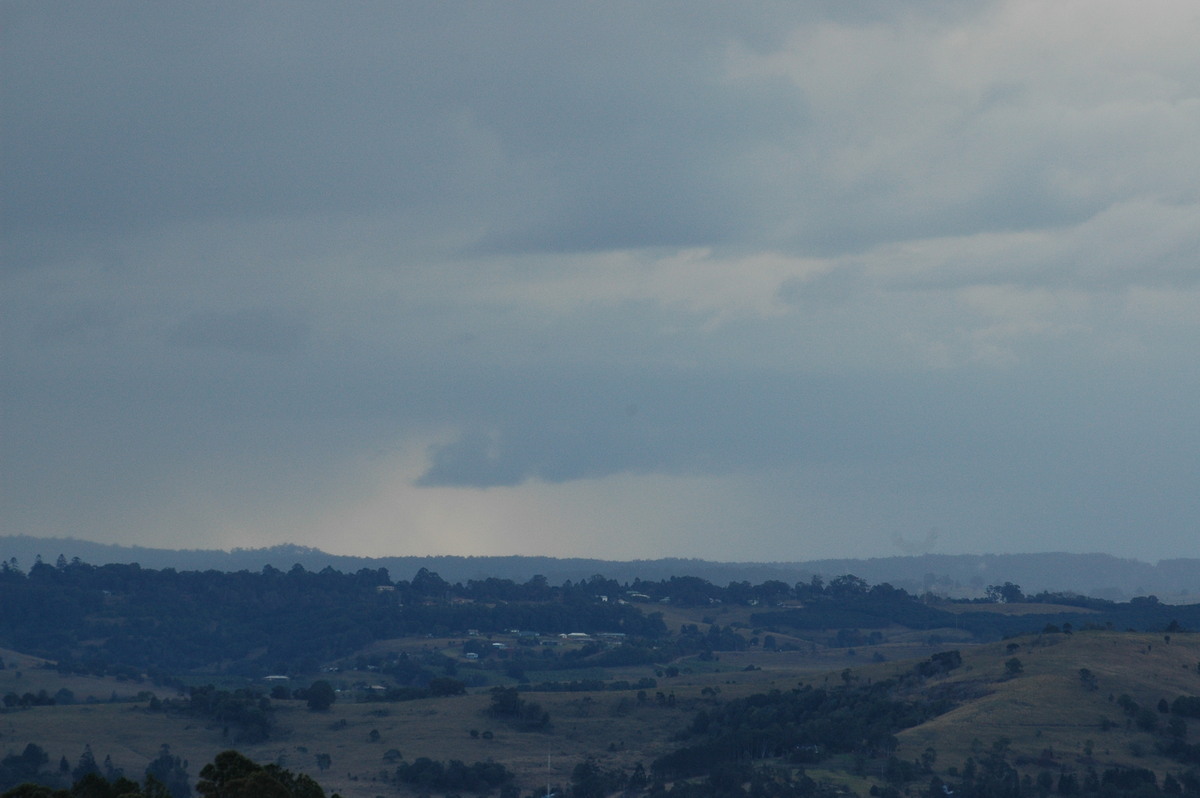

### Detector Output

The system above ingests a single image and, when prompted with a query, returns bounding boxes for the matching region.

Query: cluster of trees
[938,738,1200,798]
[0,748,337,798]
[0,560,664,676]
[169,686,274,743]
[0,746,55,792]
[393,757,516,795]
[13,737,1200,798]
[654,678,955,782]
[568,758,649,798]
[559,757,843,797]
[485,686,550,731]
[142,680,344,743]
[754,581,1200,644]
[0,559,399,674]
[2,690,67,709]
[292,681,337,712]
[1143,693,1200,766]
[520,676,658,694]
[638,652,963,794]
[0,744,189,798]
[192,750,333,798]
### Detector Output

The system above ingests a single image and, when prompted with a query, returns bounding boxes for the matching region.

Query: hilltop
[3,535,1199,601]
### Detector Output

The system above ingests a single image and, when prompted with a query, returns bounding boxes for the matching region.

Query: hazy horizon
[3,2,1198,563]
[7,532,1193,567]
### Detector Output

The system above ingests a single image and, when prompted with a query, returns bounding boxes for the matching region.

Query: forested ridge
[3,559,1200,680]
[0,559,662,675]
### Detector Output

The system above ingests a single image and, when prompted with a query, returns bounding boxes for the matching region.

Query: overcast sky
[3,1,1198,563]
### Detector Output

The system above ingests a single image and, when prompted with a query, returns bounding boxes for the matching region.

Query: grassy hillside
[5,627,1200,797]
[893,629,1200,779]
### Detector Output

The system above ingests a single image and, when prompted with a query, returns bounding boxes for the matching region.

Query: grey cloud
[4,1,1200,561]
[778,265,865,307]
[407,365,1119,489]
[1,2,996,260]
[871,199,1200,294]
[167,308,310,354]
[31,303,122,346]
[417,430,524,488]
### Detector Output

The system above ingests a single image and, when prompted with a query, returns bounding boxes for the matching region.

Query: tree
[72,745,100,781]
[304,681,335,712]
[1,743,50,786]
[828,574,869,598]
[486,686,550,731]
[1004,658,1023,677]
[487,686,522,717]
[427,676,466,696]
[145,744,191,798]
[144,774,178,798]
[1,751,331,798]
[195,750,327,798]
[987,583,1024,603]
[410,567,449,598]
[195,751,261,798]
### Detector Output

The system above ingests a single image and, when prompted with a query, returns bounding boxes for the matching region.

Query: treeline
[4,557,1199,679]
[1,743,190,798]
[751,578,1200,643]
[653,651,963,784]
[538,652,967,797]
[940,739,1200,798]
[393,757,516,796]
[0,748,334,798]
[1101,690,1200,768]
[158,685,275,743]
[0,559,663,675]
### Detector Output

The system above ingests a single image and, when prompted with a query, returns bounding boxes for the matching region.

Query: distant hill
[1,534,1198,600]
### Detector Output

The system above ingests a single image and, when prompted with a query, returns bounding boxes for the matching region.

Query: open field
[4,607,1200,797]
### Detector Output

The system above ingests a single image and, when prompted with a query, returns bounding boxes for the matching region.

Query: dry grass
[4,627,1200,796]
[894,631,1200,780]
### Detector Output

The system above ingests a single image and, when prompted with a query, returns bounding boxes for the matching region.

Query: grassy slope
[893,630,1200,779]
[4,627,1200,797]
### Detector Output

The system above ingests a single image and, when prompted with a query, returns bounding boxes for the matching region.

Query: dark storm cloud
[409,363,1186,490]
